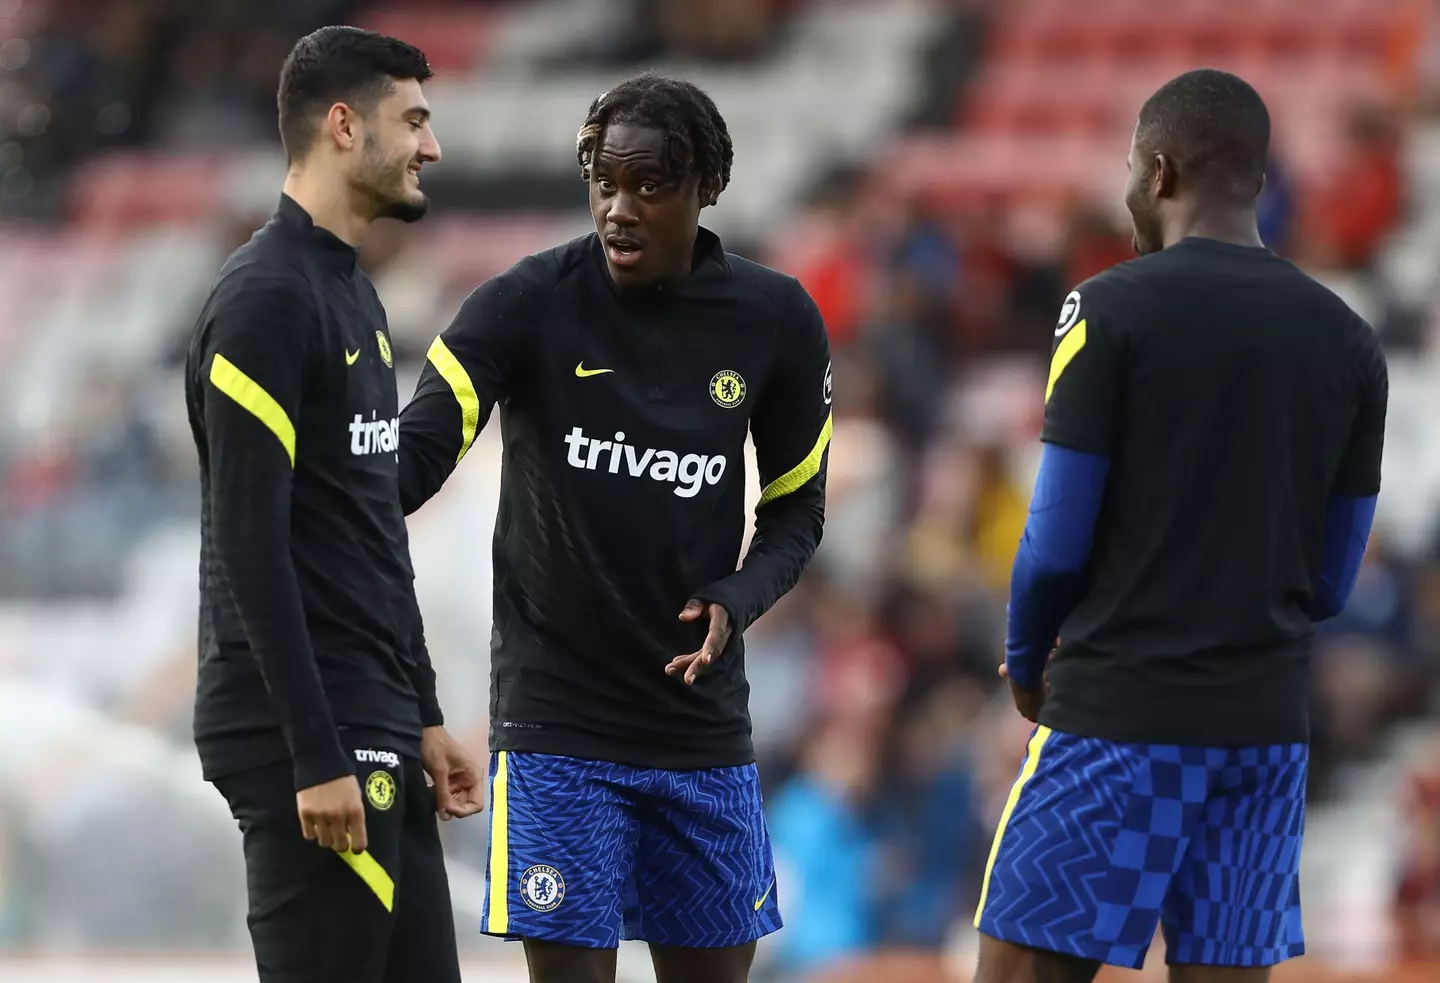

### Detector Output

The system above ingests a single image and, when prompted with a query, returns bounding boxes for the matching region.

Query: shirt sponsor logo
[563,427,727,499]
[354,748,400,769]
[350,412,400,456]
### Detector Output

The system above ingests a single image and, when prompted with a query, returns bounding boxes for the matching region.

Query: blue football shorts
[974,726,1308,970]
[480,751,782,949]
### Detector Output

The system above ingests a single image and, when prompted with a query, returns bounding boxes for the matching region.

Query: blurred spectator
[650,0,781,63]
[1258,155,1297,254]
[1318,536,1411,653]
[816,349,905,594]
[547,0,795,67]
[1061,203,1132,289]
[1395,733,1440,959]
[871,677,984,949]
[769,721,881,979]
[785,196,872,350]
[805,579,906,732]
[953,202,1019,356]
[1308,105,1403,271]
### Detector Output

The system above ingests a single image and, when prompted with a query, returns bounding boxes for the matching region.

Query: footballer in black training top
[186,28,480,983]
[399,74,831,983]
[974,71,1388,983]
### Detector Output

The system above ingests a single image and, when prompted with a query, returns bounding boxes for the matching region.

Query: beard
[359,134,430,224]
[379,193,429,223]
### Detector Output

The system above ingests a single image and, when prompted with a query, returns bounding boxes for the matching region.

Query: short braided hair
[576,73,733,207]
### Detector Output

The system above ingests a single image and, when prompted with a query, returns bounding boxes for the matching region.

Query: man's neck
[282,169,372,247]
[1165,204,1263,250]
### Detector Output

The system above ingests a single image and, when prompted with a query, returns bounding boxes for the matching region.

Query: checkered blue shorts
[974,726,1307,970]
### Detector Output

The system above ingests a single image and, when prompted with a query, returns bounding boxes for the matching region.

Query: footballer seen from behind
[974,70,1388,983]
[399,73,832,983]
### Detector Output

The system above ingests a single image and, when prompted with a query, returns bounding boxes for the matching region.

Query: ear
[1153,153,1178,199]
[324,102,359,153]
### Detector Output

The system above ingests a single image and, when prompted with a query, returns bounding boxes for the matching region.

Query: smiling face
[588,121,702,290]
[349,76,440,223]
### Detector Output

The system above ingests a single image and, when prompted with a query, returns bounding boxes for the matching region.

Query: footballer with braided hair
[575,72,733,209]
[399,73,833,983]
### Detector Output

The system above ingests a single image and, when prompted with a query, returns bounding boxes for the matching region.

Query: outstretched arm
[399,267,538,513]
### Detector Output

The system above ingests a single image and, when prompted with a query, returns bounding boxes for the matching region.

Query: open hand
[666,600,733,685]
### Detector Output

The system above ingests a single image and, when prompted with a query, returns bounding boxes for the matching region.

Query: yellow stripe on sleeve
[208,353,297,466]
[1045,319,1087,404]
[758,413,833,506]
[487,751,510,935]
[425,337,481,463]
[974,725,1052,927]
[338,849,395,912]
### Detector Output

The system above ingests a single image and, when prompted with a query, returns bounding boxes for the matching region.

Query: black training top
[399,229,832,768]
[185,195,441,791]
[1039,237,1388,746]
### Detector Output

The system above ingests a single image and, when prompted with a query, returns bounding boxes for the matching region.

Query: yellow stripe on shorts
[338,849,395,912]
[974,725,1053,927]
[487,751,510,934]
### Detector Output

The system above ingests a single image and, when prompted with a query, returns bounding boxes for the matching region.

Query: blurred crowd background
[2,0,1440,981]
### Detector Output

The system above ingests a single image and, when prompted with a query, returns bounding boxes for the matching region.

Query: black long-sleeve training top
[185,195,441,791]
[399,229,832,768]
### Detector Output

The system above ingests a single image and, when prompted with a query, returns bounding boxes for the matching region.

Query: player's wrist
[289,730,353,792]
[690,589,742,636]
[1004,647,1045,692]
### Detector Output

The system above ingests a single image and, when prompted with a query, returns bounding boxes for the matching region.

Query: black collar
[272,194,359,274]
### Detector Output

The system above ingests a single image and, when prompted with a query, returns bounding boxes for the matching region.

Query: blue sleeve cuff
[1005,443,1110,690]
[1310,494,1376,621]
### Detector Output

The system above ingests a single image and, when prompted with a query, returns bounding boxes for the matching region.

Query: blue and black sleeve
[1004,443,1110,691]
[1311,320,1386,620]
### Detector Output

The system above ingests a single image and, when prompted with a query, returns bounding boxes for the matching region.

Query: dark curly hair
[1137,68,1270,198]
[277,26,433,164]
[575,73,733,207]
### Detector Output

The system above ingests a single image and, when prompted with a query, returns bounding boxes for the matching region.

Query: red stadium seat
[357,5,495,77]
[66,153,225,231]
[923,0,1416,223]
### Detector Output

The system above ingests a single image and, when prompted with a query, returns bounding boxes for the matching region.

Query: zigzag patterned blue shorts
[480,751,781,949]
[975,726,1307,970]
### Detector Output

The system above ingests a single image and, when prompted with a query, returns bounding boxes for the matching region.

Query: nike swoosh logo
[346,349,360,366]
[754,880,774,910]
[575,362,613,378]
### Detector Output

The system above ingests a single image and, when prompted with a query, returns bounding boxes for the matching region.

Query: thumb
[998,663,1010,679]
[679,599,706,622]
